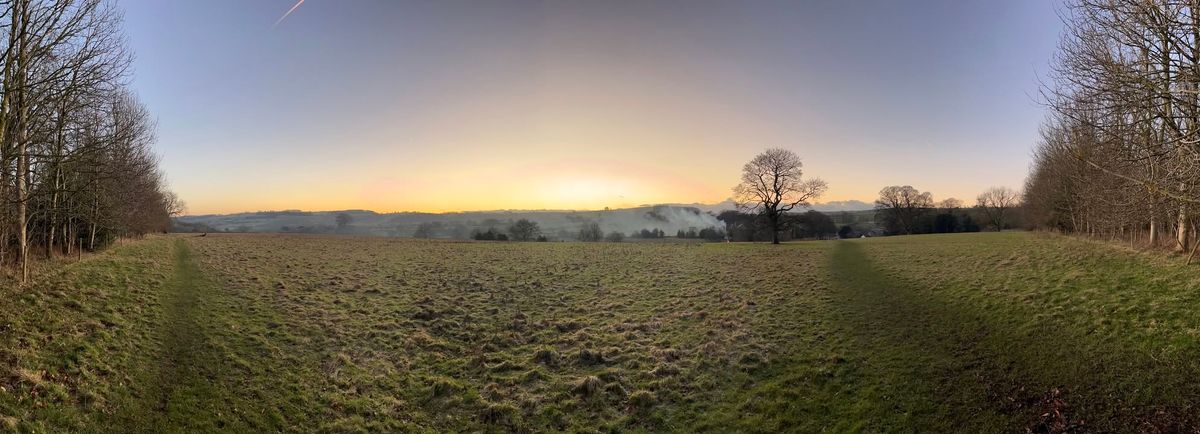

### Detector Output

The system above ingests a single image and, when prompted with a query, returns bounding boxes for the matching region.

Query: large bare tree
[733,148,827,244]
[874,186,932,235]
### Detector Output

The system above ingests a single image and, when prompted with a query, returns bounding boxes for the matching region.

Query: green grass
[855,232,1200,431]
[1,232,1200,432]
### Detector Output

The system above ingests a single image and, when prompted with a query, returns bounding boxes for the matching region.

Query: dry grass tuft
[628,390,657,410]
[532,347,558,366]
[577,348,605,365]
[14,369,44,389]
[573,375,604,397]
[0,415,16,431]
[480,402,520,427]
[429,377,464,399]
[649,363,680,378]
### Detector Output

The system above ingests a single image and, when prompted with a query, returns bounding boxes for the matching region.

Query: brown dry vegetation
[181,234,831,432]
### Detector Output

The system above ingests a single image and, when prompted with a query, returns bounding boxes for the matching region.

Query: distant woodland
[173,198,1021,245]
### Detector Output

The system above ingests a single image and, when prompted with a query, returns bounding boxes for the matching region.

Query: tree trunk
[770,214,780,245]
[14,0,30,283]
[1150,218,1158,248]
[1179,197,1189,253]
[47,156,61,258]
[17,147,27,282]
[47,212,55,258]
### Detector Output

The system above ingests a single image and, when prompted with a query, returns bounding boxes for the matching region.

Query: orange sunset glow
[123,1,1052,215]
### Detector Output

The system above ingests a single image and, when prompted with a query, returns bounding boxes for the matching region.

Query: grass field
[2,232,1200,432]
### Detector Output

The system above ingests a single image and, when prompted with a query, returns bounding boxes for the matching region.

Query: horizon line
[178,199,879,218]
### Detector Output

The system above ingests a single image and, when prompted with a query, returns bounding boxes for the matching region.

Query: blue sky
[120,0,1063,214]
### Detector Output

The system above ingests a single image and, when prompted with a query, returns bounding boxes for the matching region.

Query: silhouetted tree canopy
[875,186,933,235]
[733,148,827,244]
[508,219,540,241]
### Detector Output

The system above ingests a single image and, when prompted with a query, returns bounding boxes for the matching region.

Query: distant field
[2,232,1200,432]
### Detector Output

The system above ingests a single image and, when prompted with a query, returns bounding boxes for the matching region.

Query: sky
[120,0,1063,215]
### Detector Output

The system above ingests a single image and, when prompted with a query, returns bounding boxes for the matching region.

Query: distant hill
[810,200,874,212]
[654,199,873,213]
[174,200,877,239]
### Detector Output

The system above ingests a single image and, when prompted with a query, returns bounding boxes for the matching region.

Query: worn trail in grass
[832,235,1200,432]
[102,239,296,432]
[149,240,222,429]
[827,241,1027,431]
[102,239,235,432]
[156,240,201,407]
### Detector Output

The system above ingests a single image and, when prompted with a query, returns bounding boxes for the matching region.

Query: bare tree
[874,186,932,235]
[0,0,177,282]
[732,148,827,244]
[577,222,603,242]
[976,187,1019,231]
[1028,0,1200,252]
[937,198,962,212]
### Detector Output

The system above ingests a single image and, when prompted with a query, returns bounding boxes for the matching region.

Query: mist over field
[174,205,724,239]
[173,200,876,238]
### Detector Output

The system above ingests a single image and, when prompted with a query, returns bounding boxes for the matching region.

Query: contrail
[272,0,305,29]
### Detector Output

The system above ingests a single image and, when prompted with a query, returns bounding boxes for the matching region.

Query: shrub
[472,229,500,240]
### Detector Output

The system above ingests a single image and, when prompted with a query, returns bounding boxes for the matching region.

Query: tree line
[716,209,836,241]
[872,185,1017,235]
[0,0,178,282]
[729,148,1018,240]
[414,217,732,243]
[1027,0,1200,254]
